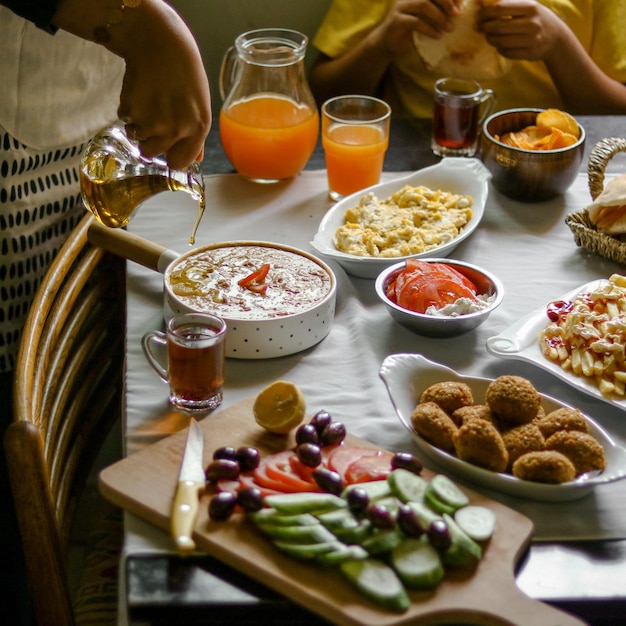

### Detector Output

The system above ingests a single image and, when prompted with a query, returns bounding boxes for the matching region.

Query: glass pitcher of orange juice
[219,29,319,183]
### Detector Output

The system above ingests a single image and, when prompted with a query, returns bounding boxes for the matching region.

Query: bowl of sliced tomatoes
[375,258,504,337]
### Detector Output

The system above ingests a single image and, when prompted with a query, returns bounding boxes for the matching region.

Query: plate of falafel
[380,353,626,501]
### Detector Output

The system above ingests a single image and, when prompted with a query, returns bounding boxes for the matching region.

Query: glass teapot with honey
[80,124,205,240]
[219,28,319,183]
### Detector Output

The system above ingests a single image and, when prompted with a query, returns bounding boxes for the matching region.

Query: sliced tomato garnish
[344,450,394,484]
[288,454,317,482]
[398,277,477,313]
[327,446,380,481]
[256,450,319,493]
[238,263,270,291]
[238,472,284,497]
[386,259,480,312]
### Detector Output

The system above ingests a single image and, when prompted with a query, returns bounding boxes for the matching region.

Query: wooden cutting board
[100,397,586,626]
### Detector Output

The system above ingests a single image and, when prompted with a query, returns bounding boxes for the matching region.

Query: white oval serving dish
[379,353,626,501]
[310,158,490,279]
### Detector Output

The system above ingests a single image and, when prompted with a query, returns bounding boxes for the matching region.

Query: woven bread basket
[565,137,626,265]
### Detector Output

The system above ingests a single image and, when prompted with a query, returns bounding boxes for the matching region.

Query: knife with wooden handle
[171,419,205,552]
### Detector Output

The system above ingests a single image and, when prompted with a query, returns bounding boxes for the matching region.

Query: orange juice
[322,124,388,197]
[220,95,319,181]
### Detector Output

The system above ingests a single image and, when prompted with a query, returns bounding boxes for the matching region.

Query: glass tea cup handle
[478,89,496,127]
[142,330,169,382]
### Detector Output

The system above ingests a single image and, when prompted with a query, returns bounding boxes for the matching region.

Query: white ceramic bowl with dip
[163,241,337,359]
[86,224,337,360]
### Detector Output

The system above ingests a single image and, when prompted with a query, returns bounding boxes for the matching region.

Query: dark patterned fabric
[0,0,59,32]
[0,126,86,373]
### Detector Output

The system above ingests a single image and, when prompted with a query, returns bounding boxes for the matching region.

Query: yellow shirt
[313,0,626,118]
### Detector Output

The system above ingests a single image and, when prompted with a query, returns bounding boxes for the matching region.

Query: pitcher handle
[219,45,241,102]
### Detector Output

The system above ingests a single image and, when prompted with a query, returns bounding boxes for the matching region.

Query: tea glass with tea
[322,95,391,201]
[431,78,496,157]
[142,313,227,412]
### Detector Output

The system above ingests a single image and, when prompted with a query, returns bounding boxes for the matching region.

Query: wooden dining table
[113,116,626,626]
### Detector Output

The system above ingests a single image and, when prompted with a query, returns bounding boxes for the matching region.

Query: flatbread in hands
[587,173,626,235]
[414,0,511,81]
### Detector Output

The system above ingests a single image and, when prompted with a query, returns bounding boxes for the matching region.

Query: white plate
[310,158,490,279]
[486,279,626,412]
[379,353,626,501]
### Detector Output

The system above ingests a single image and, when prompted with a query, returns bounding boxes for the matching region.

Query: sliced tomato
[238,263,270,291]
[288,454,317,482]
[344,450,395,484]
[398,277,478,313]
[239,472,284,497]
[327,446,380,481]
[258,450,319,493]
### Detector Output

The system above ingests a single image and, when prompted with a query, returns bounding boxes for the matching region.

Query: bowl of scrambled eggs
[310,158,490,279]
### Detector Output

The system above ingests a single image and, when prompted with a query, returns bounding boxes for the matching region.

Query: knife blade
[171,418,205,552]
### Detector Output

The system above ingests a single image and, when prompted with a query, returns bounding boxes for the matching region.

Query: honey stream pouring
[80,124,206,244]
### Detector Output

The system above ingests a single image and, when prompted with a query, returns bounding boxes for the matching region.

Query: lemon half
[253,381,306,434]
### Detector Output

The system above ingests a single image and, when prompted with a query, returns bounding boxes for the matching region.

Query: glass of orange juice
[322,95,391,201]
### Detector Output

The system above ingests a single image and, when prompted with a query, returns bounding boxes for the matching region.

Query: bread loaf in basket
[566,137,626,265]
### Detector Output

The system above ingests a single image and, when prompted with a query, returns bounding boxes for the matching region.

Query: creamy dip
[167,245,332,320]
[425,293,495,317]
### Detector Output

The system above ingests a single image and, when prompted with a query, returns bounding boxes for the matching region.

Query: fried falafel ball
[512,450,576,484]
[485,375,541,426]
[451,404,499,428]
[420,381,474,414]
[545,430,606,476]
[411,401,458,452]
[537,407,590,439]
[453,419,509,473]
[501,422,546,471]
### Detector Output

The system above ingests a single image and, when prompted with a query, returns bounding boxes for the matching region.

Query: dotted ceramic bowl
[163,241,337,359]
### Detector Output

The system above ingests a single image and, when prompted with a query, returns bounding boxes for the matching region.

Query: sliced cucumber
[317,508,360,531]
[260,522,337,544]
[440,514,482,568]
[454,505,496,542]
[427,475,469,511]
[407,501,443,529]
[264,492,347,515]
[340,559,410,613]
[250,510,319,527]
[342,479,392,501]
[361,527,404,555]
[274,540,345,559]
[424,488,458,516]
[391,537,445,590]
[388,469,428,503]
[333,519,373,545]
[316,544,368,567]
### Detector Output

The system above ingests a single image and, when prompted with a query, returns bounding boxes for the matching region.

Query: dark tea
[432,98,480,150]
[142,313,227,412]
[431,78,495,157]
[167,322,225,410]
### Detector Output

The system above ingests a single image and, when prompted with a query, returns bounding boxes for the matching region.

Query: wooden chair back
[4,213,125,626]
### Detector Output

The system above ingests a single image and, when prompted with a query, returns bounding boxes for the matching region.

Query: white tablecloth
[121,169,626,565]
